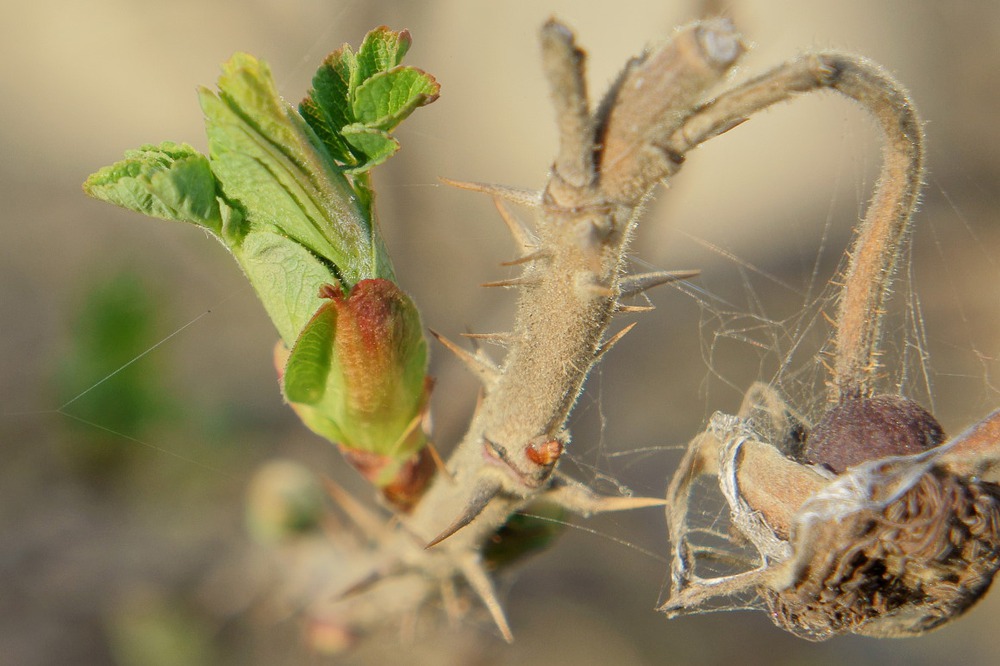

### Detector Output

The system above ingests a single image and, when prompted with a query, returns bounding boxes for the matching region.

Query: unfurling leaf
[83,142,222,234]
[301,26,439,173]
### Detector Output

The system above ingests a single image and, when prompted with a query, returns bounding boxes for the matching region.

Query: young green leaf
[282,301,336,405]
[234,231,338,346]
[301,26,439,173]
[83,142,223,235]
[355,26,412,82]
[340,125,399,170]
[199,53,389,284]
[351,67,440,131]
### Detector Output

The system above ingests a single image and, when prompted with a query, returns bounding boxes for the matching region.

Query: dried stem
[662,53,925,399]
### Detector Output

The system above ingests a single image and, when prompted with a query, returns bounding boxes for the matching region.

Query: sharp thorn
[500,249,551,266]
[705,116,749,141]
[425,438,454,484]
[387,410,425,459]
[615,304,656,314]
[425,479,501,549]
[429,330,499,385]
[481,276,539,289]
[472,386,486,420]
[619,270,700,298]
[321,477,386,539]
[458,555,514,643]
[336,564,401,600]
[543,476,668,517]
[492,197,535,252]
[595,322,638,360]
[440,577,463,625]
[439,177,542,207]
[461,331,514,347]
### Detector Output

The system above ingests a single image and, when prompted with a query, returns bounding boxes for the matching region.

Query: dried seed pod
[805,393,945,473]
[764,462,1000,640]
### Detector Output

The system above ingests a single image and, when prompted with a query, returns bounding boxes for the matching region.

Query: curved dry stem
[664,53,924,400]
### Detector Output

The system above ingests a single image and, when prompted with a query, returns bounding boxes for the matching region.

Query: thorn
[615,304,656,313]
[425,439,454,484]
[471,386,486,420]
[439,177,542,207]
[480,276,540,289]
[619,270,700,298]
[461,331,514,347]
[492,197,535,252]
[429,330,499,386]
[544,476,668,517]
[595,322,638,360]
[388,410,426,458]
[458,554,514,643]
[500,249,551,266]
[322,477,386,539]
[701,115,749,142]
[425,479,501,548]
[336,564,401,600]
[440,577,463,625]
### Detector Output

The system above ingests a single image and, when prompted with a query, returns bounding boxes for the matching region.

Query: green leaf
[83,142,222,235]
[199,53,386,285]
[283,302,336,405]
[234,231,338,346]
[300,27,437,174]
[352,67,440,130]
[341,125,399,171]
[300,41,362,167]
[355,27,412,85]
[300,78,355,166]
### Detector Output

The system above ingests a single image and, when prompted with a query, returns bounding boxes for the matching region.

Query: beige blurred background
[3,1,1000,664]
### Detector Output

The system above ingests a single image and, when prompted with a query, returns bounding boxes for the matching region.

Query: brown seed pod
[764,463,1000,640]
[805,393,945,473]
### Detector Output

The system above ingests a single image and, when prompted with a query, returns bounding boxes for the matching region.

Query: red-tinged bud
[526,439,563,467]
[281,279,433,507]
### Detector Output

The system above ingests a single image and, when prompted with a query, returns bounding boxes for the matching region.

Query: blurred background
[3,1,1000,664]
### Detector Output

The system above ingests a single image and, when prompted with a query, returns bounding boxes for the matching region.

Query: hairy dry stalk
[662,53,925,399]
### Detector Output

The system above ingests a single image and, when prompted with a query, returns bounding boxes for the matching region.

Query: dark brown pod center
[804,393,945,473]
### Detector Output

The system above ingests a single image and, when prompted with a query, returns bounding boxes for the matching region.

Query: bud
[282,279,432,503]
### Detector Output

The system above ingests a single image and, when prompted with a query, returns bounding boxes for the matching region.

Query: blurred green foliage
[55,271,173,483]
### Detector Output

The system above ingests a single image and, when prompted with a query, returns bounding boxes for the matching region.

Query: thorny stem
[409,19,744,548]
[345,20,747,639]
[661,54,925,400]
